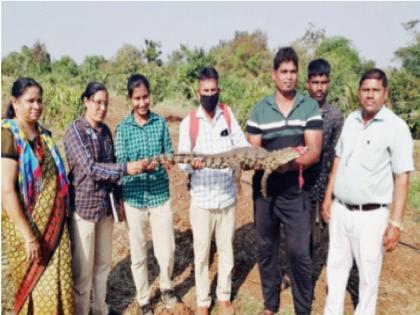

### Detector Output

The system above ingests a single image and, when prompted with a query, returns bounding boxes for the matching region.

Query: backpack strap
[189,111,199,150]
[219,103,232,131]
[189,103,232,151]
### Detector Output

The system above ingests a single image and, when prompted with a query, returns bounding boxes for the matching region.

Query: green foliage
[314,36,374,113]
[40,80,84,130]
[2,41,51,77]
[395,20,420,78]
[2,25,420,139]
[212,30,272,78]
[142,39,163,66]
[388,69,420,138]
[169,45,216,99]
[52,56,79,77]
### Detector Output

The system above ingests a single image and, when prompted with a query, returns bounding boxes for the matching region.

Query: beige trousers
[189,203,236,307]
[70,212,114,315]
[124,200,175,306]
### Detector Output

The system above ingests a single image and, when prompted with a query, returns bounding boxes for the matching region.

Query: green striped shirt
[246,91,323,150]
[115,111,173,208]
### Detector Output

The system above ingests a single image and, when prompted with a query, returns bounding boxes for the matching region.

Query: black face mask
[200,92,219,113]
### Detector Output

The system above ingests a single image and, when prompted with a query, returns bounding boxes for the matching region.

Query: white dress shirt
[178,104,250,209]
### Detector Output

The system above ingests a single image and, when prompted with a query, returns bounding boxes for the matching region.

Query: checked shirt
[64,117,126,222]
[309,102,343,202]
[115,111,173,209]
[178,105,249,209]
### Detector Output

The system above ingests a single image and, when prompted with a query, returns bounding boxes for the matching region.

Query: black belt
[338,200,387,211]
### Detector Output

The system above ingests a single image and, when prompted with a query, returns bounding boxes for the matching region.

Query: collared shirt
[310,102,344,201]
[246,91,323,194]
[178,104,250,209]
[115,111,173,209]
[64,117,126,222]
[333,106,414,204]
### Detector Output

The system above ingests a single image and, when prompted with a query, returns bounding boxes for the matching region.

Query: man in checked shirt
[178,67,249,315]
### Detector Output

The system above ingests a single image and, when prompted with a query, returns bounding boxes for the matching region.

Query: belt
[338,200,387,211]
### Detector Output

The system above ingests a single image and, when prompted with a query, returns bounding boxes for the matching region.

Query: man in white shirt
[322,68,414,315]
[178,67,249,315]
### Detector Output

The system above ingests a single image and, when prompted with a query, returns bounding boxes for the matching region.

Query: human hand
[191,158,205,170]
[321,197,333,223]
[24,237,41,262]
[145,159,158,172]
[161,160,172,171]
[383,224,401,252]
[126,160,149,175]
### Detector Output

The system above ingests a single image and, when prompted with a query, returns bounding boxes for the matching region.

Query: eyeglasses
[90,98,108,107]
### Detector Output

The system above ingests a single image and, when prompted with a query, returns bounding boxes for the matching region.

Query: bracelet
[26,235,38,243]
[389,219,404,231]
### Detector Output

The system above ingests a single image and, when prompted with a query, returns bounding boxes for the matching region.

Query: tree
[52,56,79,77]
[211,30,272,78]
[394,19,420,78]
[112,44,144,75]
[32,40,52,73]
[314,36,374,113]
[142,39,163,66]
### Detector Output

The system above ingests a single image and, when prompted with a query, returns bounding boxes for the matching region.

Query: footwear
[161,289,178,309]
[196,306,209,315]
[260,310,275,315]
[217,300,235,315]
[139,303,153,315]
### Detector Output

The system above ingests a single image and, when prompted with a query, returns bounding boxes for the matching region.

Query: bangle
[389,219,404,231]
[26,235,38,243]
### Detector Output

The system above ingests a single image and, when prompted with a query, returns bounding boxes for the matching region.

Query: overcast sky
[2,1,419,68]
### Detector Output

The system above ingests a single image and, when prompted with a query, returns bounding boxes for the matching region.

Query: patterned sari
[2,120,74,314]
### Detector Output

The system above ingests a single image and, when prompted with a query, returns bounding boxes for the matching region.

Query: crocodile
[148,146,300,197]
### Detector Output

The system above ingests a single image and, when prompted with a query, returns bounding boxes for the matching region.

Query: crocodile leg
[261,169,273,198]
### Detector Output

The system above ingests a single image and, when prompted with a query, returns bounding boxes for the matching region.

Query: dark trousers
[279,201,360,309]
[254,190,313,315]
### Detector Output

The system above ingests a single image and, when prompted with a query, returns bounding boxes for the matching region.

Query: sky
[2,1,420,68]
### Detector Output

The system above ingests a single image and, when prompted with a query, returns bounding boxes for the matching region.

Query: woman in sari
[1,77,74,314]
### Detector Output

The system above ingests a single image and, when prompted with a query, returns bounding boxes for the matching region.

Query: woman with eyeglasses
[64,82,146,315]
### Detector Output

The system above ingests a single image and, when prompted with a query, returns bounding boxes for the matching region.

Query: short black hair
[127,74,150,98]
[273,47,299,71]
[359,68,388,89]
[198,67,219,82]
[307,59,331,79]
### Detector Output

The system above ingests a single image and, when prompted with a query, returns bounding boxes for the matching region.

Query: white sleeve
[391,119,414,174]
[177,116,193,173]
[229,107,251,148]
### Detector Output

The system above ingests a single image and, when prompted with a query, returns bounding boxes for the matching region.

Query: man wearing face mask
[178,67,249,315]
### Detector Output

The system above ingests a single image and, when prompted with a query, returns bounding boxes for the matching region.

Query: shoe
[196,306,209,315]
[161,289,178,309]
[217,300,235,315]
[139,303,153,315]
[260,310,275,315]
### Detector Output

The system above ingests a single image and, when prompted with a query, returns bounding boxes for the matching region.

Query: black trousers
[279,201,360,309]
[254,190,313,315]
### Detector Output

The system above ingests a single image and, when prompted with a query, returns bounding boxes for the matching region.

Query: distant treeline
[2,23,419,138]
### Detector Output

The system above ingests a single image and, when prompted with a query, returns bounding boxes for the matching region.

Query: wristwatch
[388,219,404,231]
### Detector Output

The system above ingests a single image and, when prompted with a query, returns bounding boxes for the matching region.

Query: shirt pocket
[359,142,387,172]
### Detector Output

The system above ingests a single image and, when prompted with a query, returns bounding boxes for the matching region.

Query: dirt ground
[104,98,420,315]
[2,97,420,315]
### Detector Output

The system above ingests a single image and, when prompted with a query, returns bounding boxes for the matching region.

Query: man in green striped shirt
[246,47,323,315]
